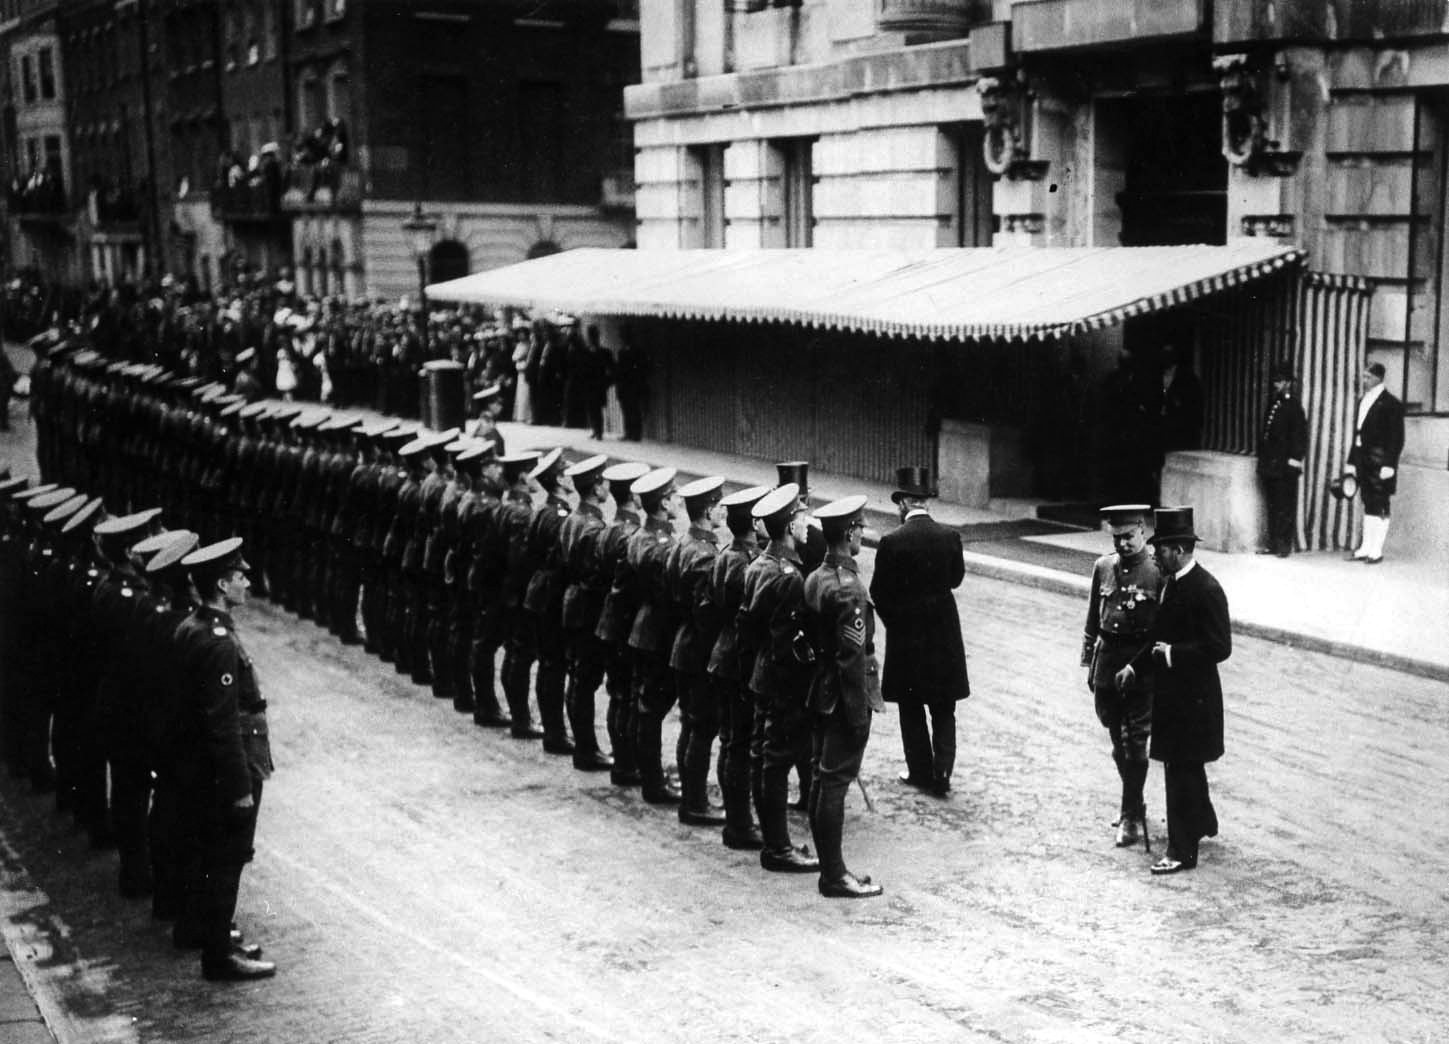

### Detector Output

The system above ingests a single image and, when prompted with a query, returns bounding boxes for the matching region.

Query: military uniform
[519,449,574,752]
[592,465,650,785]
[463,456,512,727]
[497,452,545,737]
[625,468,682,804]
[558,455,613,770]
[1083,505,1162,846]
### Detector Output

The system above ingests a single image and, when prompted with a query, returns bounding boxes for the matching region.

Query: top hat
[1147,506,1199,545]
[1328,472,1359,502]
[775,462,810,498]
[1270,359,1296,382]
[1100,503,1151,533]
[890,466,936,504]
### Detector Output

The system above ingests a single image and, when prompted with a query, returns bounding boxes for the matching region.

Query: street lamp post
[402,202,438,353]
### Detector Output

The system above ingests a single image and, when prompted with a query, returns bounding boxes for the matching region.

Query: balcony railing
[1215,0,1449,44]
[281,163,362,212]
[8,172,67,217]
[211,167,284,222]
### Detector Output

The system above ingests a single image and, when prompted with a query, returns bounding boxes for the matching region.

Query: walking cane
[856,776,875,813]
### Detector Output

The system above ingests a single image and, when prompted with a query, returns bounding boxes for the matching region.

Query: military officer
[804,494,884,899]
[739,483,819,874]
[520,448,576,754]
[593,462,651,786]
[627,467,683,805]
[705,484,771,850]
[174,537,276,981]
[1083,504,1162,847]
[558,454,615,771]
[668,475,728,826]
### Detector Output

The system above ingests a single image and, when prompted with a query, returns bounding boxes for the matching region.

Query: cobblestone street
[1,545,1446,1043]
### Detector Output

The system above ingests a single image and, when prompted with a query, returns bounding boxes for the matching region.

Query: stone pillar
[812,126,950,250]
[724,140,784,248]
[634,143,693,250]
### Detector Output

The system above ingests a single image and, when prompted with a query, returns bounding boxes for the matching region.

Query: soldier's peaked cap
[131,529,192,557]
[0,476,30,498]
[1100,504,1151,531]
[26,487,77,512]
[721,484,771,518]
[500,451,541,482]
[679,475,726,508]
[399,437,432,460]
[752,483,801,522]
[43,494,89,526]
[181,536,249,578]
[11,482,59,501]
[94,507,163,538]
[815,494,869,531]
[528,447,564,480]
[291,409,329,431]
[564,454,609,486]
[319,414,360,433]
[146,531,201,574]
[455,443,491,468]
[632,467,676,501]
[239,401,270,420]
[60,497,105,535]
[602,461,650,486]
[381,425,417,445]
[359,419,398,439]
[220,400,247,419]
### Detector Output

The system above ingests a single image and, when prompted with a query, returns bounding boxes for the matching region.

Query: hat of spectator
[1147,506,1199,546]
[679,475,725,515]
[1270,359,1296,382]
[1367,362,1386,379]
[815,494,868,541]
[890,466,936,504]
[775,461,811,499]
[1328,472,1359,502]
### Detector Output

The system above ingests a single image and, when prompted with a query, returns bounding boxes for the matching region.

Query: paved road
[1,537,1446,1044]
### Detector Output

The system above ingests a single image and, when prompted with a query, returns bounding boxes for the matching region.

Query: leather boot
[758,765,817,873]
[537,661,573,754]
[470,641,510,727]
[679,724,725,826]
[721,785,764,850]
[637,711,680,804]
[202,951,277,982]
[501,651,540,737]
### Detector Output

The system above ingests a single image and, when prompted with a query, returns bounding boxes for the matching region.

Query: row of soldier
[17,340,888,899]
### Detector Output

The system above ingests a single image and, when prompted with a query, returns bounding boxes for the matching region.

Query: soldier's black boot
[679,751,726,826]
[450,631,475,714]
[537,660,573,755]
[721,785,765,850]
[637,711,680,804]
[567,676,613,772]
[502,652,542,739]
[607,691,641,786]
[470,640,510,727]
[758,766,817,873]
[428,616,453,700]
[1116,760,1149,847]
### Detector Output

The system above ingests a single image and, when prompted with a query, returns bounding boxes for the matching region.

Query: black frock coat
[869,513,969,705]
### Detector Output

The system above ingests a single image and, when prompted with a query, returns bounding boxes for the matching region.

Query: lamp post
[402,202,438,353]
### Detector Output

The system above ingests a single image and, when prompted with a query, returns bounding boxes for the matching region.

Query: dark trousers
[632,650,676,791]
[716,676,754,792]
[1261,473,1299,554]
[897,701,957,785]
[604,645,636,775]
[176,777,262,960]
[566,632,609,755]
[752,671,811,853]
[111,755,154,896]
[809,711,871,881]
[1163,760,1217,863]
[1095,683,1152,816]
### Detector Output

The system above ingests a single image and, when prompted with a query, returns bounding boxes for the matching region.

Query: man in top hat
[1345,361,1405,564]
[593,462,652,786]
[705,484,771,850]
[805,494,884,898]
[626,467,684,804]
[667,474,728,826]
[173,537,276,980]
[519,448,576,754]
[1115,507,1230,875]
[870,466,968,796]
[739,483,819,873]
[1083,504,1162,848]
[1255,361,1308,558]
[558,454,614,771]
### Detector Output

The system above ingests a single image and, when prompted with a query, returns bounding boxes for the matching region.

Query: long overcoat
[869,513,969,705]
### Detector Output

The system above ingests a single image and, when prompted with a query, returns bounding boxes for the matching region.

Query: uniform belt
[1099,632,1148,643]
[240,701,267,715]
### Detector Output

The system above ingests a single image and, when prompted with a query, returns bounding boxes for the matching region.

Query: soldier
[705,484,771,850]
[39,494,95,820]
[804,495,884,899]
[739,483,819,874]
[519,448,575,753]
[443,440,490,715]
[557,454,615,771]
[369,426,415,662]
[174,537,276,981]
[463,444,513,728]
[774,460,824,809]
[626,467,684,805]
[668,475,728,826]
[421,433,465,701]
[593,462,651,786]
[386,434,432,679]
[140,529,200,922]
[350,420,395,651]
[1083,504,1162,848]
[468,383,507,456]
[497,451,546,737]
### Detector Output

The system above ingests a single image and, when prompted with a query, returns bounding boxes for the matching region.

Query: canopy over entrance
[428,244,1305,343]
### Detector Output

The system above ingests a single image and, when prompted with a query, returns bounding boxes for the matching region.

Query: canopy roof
[428,244,1304,343]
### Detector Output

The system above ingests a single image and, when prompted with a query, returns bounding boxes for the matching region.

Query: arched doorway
[429,239,470,283]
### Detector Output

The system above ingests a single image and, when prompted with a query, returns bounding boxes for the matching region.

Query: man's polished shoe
[1149,855,1197,875]
[201,952,277,982]
[897,770,932,790]
[818,872,883,899]
[722,824,765,851]
[641,782,682,805]
[473,712,512,728]
[572,750,614,772]
[760,845,819,873]
[510,724,546,740]
[930,776,951,797]
[678,805,727,827]
[1114,815,1144,847]
[542,735,576,756]
[610,768,643,787]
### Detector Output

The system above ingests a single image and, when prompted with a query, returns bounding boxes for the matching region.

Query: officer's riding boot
[607,686,640,786]
[637,709,679,804]
[470,640,510,727]
[537,660,573,754]
[679,735,726,826]
[721,785,765,850]
[502,650,542,738]
[758,764,818,873]
[567,674,612,771]
[1116,760,1148,847]
[793,741,813,812]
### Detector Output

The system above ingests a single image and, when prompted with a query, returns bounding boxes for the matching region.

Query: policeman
[804,495,884,899]
[497,451,546,737]
[174,537,276,982]
[739,483,819,873]
[705,484,771,850]
[626,467,683,805]
[593,461,651,786]
[668,475,728,826]
[558,454,614,771]
[1082,504,1162,847]
[519,447,575,754]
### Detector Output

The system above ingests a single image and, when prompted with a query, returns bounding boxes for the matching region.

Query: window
[38,47,55,100]
[20,54,35,103]
[776,137,814,247]
[262,2,278,60]
[687,144,725,248]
